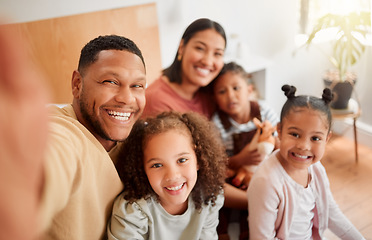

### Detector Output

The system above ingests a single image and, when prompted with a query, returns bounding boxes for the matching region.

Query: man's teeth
[166,183,184,191]
[108,110,131,121]
[294,153,308,159]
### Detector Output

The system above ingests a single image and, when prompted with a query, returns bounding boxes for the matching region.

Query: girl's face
[213,72,253,122]
[277,108,331,173]
[143,130,198,215]
[178,29,225,88]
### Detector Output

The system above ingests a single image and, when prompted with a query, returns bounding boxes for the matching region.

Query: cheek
[135,93,146,108]
[146,171,160,188]
[215,94,226,105]
[215,59,224,71]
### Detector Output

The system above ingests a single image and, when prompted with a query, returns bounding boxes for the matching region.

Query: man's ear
[71,70,82,99]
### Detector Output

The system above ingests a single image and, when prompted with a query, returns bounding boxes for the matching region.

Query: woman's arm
[223,183,248,209]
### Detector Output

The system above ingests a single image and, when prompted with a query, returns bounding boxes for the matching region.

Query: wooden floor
[322,135,372,239]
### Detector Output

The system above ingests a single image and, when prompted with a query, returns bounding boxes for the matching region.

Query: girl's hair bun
[322,88,334,105]
[282,84,296,99]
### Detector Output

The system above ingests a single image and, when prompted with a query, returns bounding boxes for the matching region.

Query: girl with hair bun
[247,85,364,239]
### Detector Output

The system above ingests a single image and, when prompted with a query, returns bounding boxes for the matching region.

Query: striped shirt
[212,101,279,156]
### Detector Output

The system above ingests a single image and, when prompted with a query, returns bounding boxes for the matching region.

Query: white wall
[2,0,371,146]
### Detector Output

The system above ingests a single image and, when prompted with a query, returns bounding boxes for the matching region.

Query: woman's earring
[177,54,182,61]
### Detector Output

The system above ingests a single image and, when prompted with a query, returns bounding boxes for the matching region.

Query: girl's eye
[233,86,240,91]
[217,89,226,95]
[290,132,299,138]
[311,136,321,141]
[178,158,188,164]
[151,163,162,168]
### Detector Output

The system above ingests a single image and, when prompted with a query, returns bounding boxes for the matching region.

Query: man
[0,28,147,239]
[39,35,146,239]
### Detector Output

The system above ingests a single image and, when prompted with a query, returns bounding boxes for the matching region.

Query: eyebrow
[194,40,225,52]
[287,126,325,135]
[145,152,191,164]
[101,72,146,82]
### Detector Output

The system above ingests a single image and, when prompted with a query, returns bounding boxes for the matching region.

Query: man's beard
[79,98,115,143]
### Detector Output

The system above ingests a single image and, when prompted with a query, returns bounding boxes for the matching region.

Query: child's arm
[223,183,248,209]
[199,194,225,240]
[107,195,148,240]
[247,175,281,239]
[315,164,365,239]
[227,148,263,169]
[327,192,365,239]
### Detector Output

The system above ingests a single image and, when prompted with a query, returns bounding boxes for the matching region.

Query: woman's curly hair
[116,111,228,210]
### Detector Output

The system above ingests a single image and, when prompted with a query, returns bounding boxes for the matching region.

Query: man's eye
[103,80,117,85]
[132,84,144,89]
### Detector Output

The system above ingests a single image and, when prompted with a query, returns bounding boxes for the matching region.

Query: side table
[330,99,361,163]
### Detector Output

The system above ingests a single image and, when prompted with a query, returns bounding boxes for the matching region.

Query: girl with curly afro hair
[107,111,228,240]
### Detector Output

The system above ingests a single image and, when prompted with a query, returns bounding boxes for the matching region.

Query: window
[296,0,371,45]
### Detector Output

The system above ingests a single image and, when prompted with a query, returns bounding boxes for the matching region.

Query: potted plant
[301,11,371,109]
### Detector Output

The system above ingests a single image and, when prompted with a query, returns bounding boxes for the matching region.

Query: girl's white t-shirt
[289,178,316,239]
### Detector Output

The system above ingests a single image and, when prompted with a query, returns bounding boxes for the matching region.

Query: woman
[142,18,226,119]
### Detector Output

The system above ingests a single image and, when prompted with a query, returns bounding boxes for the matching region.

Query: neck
[164,76,200,100]
[277,152,309,187]
[231,104,251,124]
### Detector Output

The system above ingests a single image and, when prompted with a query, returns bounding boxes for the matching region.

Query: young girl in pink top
[247,85,364,239]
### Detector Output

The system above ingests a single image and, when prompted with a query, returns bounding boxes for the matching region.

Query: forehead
[187,29,226,49]
[284,108,329,130]
[214,72,247,88]
[144,128,194,153]
[87,50,145,75]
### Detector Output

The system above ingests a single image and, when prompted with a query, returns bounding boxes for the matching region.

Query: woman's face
[178,29,225,88]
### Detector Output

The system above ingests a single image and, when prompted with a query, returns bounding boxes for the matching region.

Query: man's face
[72,50,146,151]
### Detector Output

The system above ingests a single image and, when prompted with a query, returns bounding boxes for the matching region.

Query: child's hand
[231,166,255,189]
[239,145,265,166]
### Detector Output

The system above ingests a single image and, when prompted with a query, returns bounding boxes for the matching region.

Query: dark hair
[78,35,145,76]
[116,111,227,210]
[213,61,252,86]
[280,84,334,132]
[163,18,226,84]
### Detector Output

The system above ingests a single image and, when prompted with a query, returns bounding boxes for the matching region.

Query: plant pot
[323,79,356,109]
